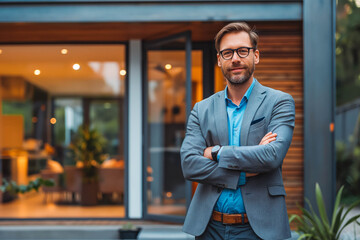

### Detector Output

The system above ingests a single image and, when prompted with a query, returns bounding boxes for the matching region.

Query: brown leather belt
[212,211,249,225]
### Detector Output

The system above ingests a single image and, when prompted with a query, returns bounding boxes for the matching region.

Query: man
[180,22,295,240]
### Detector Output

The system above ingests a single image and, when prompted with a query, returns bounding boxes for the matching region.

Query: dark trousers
[196,220,262,240]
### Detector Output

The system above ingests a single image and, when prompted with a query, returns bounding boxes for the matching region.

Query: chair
[63,166,82,203]
[40,169,63,203]
[98,167,124,203]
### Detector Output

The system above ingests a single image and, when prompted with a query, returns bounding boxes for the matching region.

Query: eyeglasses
[219,47,256,60]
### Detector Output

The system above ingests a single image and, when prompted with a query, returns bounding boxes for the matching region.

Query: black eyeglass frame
[219,47,256,60]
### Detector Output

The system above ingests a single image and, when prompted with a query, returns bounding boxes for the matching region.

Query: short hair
[214,22,259,52]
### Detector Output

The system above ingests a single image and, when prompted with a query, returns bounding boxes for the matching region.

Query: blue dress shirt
[214,79,256,214]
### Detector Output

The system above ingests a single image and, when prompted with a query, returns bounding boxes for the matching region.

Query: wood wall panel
[254,22,304,217]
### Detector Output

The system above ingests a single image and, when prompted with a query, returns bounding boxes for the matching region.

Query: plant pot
[118,228,141,239]
[81,181,98,206]
[1,191,17,203]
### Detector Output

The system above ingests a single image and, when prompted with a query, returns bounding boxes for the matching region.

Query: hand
[203,146,214,160]
[259,132,277,145]
[247,132,277,177]
[246,172,259,177]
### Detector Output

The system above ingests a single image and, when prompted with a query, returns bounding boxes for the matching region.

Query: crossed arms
[180,94,295,190]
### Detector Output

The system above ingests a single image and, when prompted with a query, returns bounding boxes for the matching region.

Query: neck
[226,77,254,106]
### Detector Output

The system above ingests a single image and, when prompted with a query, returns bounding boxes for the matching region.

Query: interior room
[0,44,127,218]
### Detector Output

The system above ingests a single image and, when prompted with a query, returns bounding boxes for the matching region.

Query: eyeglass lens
[221,47,251,60]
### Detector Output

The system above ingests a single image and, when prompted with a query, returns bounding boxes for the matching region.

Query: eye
[222,50,233,58]
[238,48,249,55]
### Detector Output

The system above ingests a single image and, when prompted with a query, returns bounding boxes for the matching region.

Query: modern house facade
[0,0,335,223]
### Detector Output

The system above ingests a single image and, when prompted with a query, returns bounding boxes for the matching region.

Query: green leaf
[331,186,344,228]
[19,185,27,193]
[304,199,328,239]
[315,183,331,237]
[297,233,313,240]
[315,183,329,223]
[341,198,360,223]
[289,214,298,224]
[332,206,344,234]
[336,213,360,239]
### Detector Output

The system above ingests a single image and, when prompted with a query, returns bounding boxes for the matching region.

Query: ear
[217,53,221,67]
[254,49,260,64]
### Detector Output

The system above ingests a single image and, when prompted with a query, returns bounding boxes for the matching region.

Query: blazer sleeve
[181,103,240,190]
[218,93,295,173]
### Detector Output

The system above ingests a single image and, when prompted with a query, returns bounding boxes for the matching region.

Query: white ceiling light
[61,49,68,55]
[73,63,80,71]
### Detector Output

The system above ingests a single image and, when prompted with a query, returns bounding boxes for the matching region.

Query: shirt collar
[225,78,256,104]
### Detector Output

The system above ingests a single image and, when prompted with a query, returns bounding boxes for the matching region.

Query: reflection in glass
[146,42,202,217]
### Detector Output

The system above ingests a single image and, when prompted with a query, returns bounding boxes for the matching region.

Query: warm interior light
[32,117,38,123]
[166,192,173,198]
[50,118,57,124]
[73,63,80,70]
[165,64,172,70]
[120,70,127,76]
[61,48,68,55]
[34,69,41,75]
[0,49,2,54]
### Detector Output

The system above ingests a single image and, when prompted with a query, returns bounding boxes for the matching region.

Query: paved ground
[341,207,360,240]
[0,224,301,240]
[0,215,358,240]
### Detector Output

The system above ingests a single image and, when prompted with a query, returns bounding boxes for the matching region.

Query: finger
[261,134,277,143]
[246,173,259,177]
[260,137,276,145]
[264,132,273,138]
[262,132,277,140]
[265,138,277,144]
[267,137,277,142]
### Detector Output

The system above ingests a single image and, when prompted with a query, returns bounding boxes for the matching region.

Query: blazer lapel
[240,81,267,146]
[214,91,229,145]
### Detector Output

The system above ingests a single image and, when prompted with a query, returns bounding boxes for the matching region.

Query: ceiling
[0,21,301,43]
[0,45,126,96]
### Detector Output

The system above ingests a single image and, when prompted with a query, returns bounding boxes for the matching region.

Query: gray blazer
[180,81,295,240]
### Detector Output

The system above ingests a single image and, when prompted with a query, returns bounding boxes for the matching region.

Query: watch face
[212,145,220,153]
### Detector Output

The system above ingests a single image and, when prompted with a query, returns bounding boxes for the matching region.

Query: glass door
[144,32,192,222]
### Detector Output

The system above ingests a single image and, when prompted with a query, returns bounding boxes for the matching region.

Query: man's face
[217,31,260,86]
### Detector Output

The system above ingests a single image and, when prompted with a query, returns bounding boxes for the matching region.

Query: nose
[231,51,241,63]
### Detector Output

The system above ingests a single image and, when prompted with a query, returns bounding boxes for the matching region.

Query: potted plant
[118,222,141,239]
[0,177,54,202]
[70,125,107,206]
[290,183,360,240]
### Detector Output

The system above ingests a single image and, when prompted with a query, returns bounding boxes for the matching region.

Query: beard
[222,62,255,86]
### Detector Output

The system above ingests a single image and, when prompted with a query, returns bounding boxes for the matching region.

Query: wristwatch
[211,145,221,161]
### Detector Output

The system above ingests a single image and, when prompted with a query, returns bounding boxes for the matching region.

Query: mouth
[230,67,246,73]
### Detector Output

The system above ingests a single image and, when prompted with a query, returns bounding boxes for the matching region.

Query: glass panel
[146,36,202,217]
[53,98,83,166]
[90,100,122,159]
[0,44,126,218]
